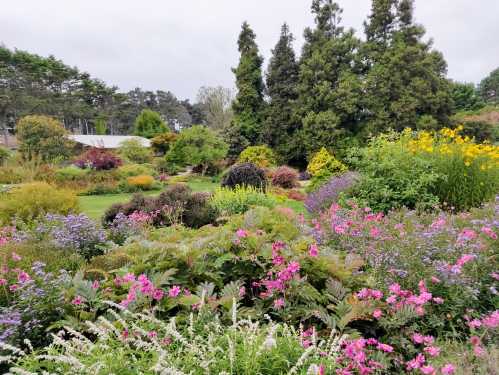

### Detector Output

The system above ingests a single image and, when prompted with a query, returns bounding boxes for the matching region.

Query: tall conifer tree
[227,22,265,157]
[297,0,363,156]
[263,23,300,164]
[363,0,453,134]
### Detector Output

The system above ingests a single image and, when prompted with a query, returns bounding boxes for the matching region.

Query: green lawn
[79,176,306,220]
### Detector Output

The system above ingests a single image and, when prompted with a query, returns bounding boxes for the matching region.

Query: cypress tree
[363,0,453,134]
[263,23,300,164]
[227,22,265,157]
[297,0,363,156]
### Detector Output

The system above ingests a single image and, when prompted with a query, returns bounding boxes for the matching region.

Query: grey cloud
[2,0,498,100]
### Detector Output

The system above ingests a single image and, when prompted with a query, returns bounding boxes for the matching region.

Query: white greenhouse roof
[68,135,151,149]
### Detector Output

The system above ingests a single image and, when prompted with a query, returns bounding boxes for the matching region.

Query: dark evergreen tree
[363,0,398,48]
[263,23,300,164]
[479,67,499,105]
[227,22,265,157]
[297,0,363,156]
[362,0,453,134]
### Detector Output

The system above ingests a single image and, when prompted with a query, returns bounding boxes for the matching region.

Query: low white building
[68,135,151,149]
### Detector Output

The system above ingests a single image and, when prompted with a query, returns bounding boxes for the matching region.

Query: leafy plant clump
[306,148,347,192]
[221,162,267,190]
[210,185,277,215]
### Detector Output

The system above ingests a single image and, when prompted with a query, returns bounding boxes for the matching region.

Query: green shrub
[349,131,440,212]
[221,163,267,190]
[118,138,152,164]
[150,132,178,155]
[16,115,74,162]
[133,109,168,138]
[210,186,277,215]
[165,126,228,174]
[54,165,89,183]
[117,164,155,178]
[238,145,276,168]
[0,146,11,165]
[0,182,79,224]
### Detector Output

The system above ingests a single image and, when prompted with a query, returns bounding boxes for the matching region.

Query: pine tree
[227,22,265,157]
[297,0,363,156]
[362,0,453,134]
[263,23,300,164]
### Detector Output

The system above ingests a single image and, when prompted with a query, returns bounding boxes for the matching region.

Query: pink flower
[441,364,455,375]
[152,288,164,301]
[11,252,21,261]
[406,353,425,370]
[376,343,393,352]
[481,226,497,239]
[420,365,435,374]
[147,331,157,338]
[412,333,425,344]
[17,271,31,283]
[91,280,100,290]
[274,298,285,310]
[431,276,441,284]
[287,261,300,274]
[423,336,434,345]
[455,254,476,267]
[370,227,381,238]
[236,229,248,238]
[470,335,481,346]
[432,297,444,304]
[239,286,246,297]
[468,319,482,329]
[372,309,383,319]
[123,273,136,282]
[9,284,18,291]
[309,243,319,257]
[168,285,181,298]
[424,346,440,357]
[389,283,401,294]
[491,272,499,281]
[482,310,499,328]
[473,345,486,357]
[0,278,6,286]
[122,329,129,339]
[72,295,84,305]
[458,228,477,242]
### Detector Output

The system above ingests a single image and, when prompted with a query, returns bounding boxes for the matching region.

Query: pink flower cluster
[447,254,476,274]
[116,273,166,307]
[384,281,441,316]
[467,310,499,330]
[336,338,389,375]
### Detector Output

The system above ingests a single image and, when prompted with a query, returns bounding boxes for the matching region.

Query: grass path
[79,176,306,220]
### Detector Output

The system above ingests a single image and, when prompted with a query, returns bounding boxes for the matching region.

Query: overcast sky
[2,0,498,101]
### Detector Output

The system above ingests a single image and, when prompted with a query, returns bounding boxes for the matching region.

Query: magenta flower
[11,252,21,261]
[72,295,84,306]
[372,309,383,319]
[91,280,100,290]
[0,278,6,286]
[481,226,497,239]
[376,343,393,352]
[420,365,435,374]
[441,364,455,374]
[169,285,181,298]
[424,346,440,357]
[273,298,285,310]
[152,288,164,301]
[236,229,248,238]
[238,286,246,297]
[309,243,319,257]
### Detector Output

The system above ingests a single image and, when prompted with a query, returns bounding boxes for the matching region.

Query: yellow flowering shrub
[126,175,155,190]
[408,126,499,210]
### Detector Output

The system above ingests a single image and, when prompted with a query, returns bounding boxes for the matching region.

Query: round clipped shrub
[271,166,299,189]
[74,148,123,170]
[307,147,347,177]
[221,163,267,190]
[238,145,276,168]
[0,182,79,224]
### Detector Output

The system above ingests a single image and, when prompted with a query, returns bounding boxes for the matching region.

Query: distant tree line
[0,46,207,136]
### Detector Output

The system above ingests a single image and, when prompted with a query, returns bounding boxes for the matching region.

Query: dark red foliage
[74,148,122,171]
[271,166,299,189]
